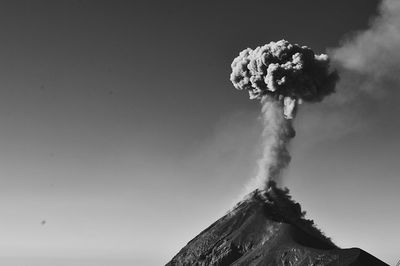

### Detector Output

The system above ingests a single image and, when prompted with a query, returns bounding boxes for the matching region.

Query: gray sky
[0,0,399,265]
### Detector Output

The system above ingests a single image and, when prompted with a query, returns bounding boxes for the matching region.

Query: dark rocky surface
[167,182,388,266]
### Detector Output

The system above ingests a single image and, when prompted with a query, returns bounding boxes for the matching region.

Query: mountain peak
[167,182,388,266]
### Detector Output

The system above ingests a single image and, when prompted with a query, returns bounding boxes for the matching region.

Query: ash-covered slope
[167,182,387,266]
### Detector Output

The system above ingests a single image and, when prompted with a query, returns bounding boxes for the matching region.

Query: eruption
[230,40,338,189]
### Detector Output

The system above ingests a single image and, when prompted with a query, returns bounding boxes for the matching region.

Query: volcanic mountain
[167,182,387,266]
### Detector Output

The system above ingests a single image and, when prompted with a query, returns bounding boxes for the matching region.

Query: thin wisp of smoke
[333,0,400,77]
[332,0,400,97]
[230,40,338,190]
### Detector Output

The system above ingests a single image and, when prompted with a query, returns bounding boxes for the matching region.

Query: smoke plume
[230,40,338,190]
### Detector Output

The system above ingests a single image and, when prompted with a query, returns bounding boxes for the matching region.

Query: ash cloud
[230,40,338,119]
[230,40,338,190]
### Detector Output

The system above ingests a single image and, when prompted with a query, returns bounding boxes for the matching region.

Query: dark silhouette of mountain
[167,181,388,266]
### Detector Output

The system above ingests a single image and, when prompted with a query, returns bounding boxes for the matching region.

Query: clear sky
[0,0,398,265]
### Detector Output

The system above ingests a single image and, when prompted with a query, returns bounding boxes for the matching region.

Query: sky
[0,0,398,265]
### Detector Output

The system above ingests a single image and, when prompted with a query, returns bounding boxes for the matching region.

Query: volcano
[166,182,387,266]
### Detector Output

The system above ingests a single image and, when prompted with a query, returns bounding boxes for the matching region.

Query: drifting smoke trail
[332,0,400,96]
[230,40,338,190]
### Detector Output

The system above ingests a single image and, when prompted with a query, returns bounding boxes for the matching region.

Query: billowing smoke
[230,40,338,189]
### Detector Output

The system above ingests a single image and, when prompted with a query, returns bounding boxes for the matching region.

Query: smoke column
[230,40,338,190]
[254,98,294,188]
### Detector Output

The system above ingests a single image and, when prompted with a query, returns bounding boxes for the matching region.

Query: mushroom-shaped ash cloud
[230,40,338,119]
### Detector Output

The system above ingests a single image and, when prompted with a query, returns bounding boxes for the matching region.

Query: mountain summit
[167,182,388,266]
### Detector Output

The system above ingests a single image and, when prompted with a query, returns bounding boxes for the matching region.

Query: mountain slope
[167,182,387,266]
